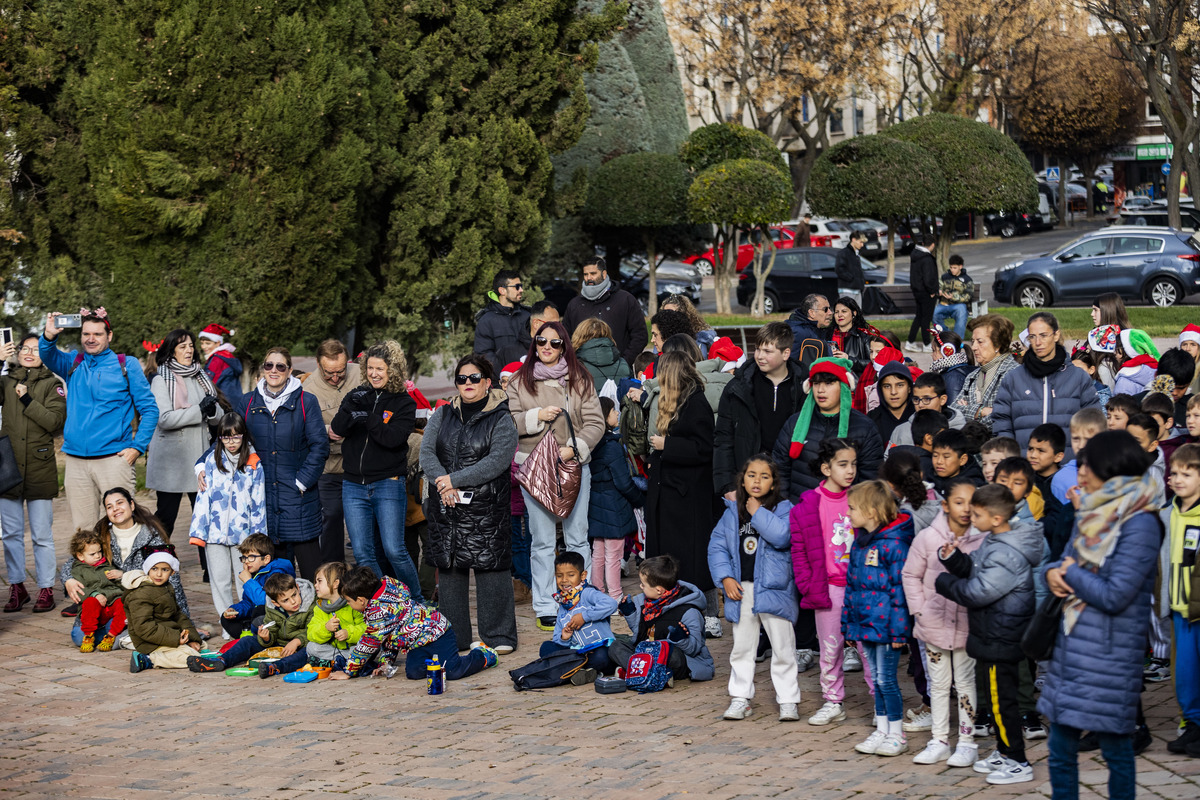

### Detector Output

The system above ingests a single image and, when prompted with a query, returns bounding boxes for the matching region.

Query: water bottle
[426,655,445,695]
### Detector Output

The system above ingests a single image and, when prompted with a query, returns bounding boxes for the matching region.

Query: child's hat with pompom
[788,357,854,459]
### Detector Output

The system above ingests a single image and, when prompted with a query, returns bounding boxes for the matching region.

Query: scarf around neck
[532,359,569,387]
[1063,472,1160,633]
[642,585,682,623]
[553,583,584,611]
[158,359,215,410]
[1023,344,1067,380]
[580,276,611,301]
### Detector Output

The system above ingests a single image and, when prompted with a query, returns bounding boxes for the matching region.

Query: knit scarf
[974,353,1006,404]
[1063,472,1160,634]
[1023,344,1068,380]
[553,583,583,611]
[642,585,681,623]
[532,359,569,387]
[580,276,611,301]
[157,359,215,410]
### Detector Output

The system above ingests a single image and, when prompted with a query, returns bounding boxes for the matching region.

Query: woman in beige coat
[506,320,604,631]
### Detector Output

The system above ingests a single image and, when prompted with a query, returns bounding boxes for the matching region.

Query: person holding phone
[420,354,520,653]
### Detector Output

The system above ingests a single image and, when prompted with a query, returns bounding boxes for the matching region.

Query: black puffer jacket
[935,522,1043,663]
[473,301,531,372]
[713,360,806,495]
[332,386,417,484]
[771,407,884,503]
[420,389,518,571]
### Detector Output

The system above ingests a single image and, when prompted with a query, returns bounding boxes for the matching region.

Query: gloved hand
[199,395,219,419]
[348,387,372,407]
[349,410,368,422]
[666,624,687,643]
[617,596,635,617]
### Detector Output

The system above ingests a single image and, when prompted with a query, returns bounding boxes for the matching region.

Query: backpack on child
[624,639,673,693]
[509,649,590,691]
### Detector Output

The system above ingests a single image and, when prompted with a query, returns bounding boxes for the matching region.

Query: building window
[830,107,844,134]
[854,107,864,135]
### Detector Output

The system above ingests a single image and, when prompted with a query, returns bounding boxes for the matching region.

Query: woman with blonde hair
[571,317,632,393]
[331,340,422,600]
[645,351,724,635]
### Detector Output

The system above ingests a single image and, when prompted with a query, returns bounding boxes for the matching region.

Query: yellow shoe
[97,634,116,652]
[80,634,96,653]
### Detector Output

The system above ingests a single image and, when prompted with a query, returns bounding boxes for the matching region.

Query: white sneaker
[855,730,888,754]
[903,708,933,732]
[903,341,921,353]
[778,703,800,722]
[947,742,978,768]
[795,649,815,673]
[973,749,1006,774]
[912,739,952,764]
[722,698,752,720]
[808,701,847,726]
[842,646,862,672]
[704,616,723,639]
[876,733,909,756]
[986,758,1034,785]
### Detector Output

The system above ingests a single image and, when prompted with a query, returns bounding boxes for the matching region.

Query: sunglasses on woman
[455,373,484,385]
[261,361,289,372]
[534,336,564,349]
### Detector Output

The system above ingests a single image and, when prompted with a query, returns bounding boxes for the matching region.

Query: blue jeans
[523,463,591,617]
[402,630,487,681]
[1,498,55,588]
[220,634,308,674]
[1175,612,1200,724]
[511,514,531,586]
[864,642,903,721]
[932,302,967,339]
[1048,723,1135,800]
[343,477,423,604]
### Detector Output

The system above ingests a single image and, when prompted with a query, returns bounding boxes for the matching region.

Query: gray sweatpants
[438,567,518,651]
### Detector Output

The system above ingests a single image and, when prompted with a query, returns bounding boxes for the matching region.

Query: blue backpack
[624,640,673,693]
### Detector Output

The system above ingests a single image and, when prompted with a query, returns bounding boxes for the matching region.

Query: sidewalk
[2,494,1198,800]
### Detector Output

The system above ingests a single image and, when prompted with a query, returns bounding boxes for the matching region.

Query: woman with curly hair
[331,340,421,600]
[660,295,717,356]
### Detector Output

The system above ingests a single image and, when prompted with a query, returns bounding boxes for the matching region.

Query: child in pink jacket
[901,478,986,767]
[790,438,873,727]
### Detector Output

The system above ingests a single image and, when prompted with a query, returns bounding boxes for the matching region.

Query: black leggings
[908,293,936,345]
[157,492,202,574]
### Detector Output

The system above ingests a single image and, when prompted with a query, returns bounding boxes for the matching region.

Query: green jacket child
[258,576,316,648]
[307,596,367,652]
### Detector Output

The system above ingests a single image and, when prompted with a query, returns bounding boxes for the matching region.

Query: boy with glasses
[889,373,966,448]
[219,533,295,639]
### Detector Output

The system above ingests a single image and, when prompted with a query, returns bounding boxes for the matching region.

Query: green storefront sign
[1136,143,1173,160]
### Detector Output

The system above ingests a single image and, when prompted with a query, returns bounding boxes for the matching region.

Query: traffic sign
[1045,167,1060,182]
[1162,161,1171,176]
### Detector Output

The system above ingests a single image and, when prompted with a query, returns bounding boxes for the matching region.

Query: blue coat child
[707,497,798,624]
[539,582,618,674]
[841,513,915,644]
[587,430,644,540]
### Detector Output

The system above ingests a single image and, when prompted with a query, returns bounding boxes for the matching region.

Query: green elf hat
[1119,328,1160,360]
[788,357,856,460]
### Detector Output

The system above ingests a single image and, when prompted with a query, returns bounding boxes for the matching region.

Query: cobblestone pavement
[2,495,1198,800]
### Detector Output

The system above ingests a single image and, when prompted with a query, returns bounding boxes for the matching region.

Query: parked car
[680,225,797,276]
[735,247,909,315]
[804,218,853,249]
[992,226,1200,308]
[849,218,913,254]
[844,220,882,257]
[1116,208,1200,233]
[983,212,1033,239]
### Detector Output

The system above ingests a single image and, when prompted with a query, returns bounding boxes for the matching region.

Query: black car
[736,247,907,314]
[1116,208,1200,233]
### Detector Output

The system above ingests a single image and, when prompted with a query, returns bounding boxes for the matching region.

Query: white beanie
[142,552,180,574]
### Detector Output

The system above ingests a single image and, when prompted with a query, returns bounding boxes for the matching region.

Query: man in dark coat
[796,213,812,247]
[835,231,867,305]
[713,322,806,499]
[907,235,939,353]
[564,259,648,364]
[474,269,531,371]
[785,293,832,367]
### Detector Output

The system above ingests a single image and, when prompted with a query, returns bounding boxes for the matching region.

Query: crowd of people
[2,253,1199,797]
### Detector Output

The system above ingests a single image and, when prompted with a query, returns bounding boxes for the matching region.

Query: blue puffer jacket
[242,380,329,542]
[842,513,915,644]
[708,498,798,624]
[205,350,245,408]
[228,557,295,617]
[620,581,715,681]
[991,356,1099,454]
[587,431,644,539]
[39,339,160,456]
[1038,511,1162,735]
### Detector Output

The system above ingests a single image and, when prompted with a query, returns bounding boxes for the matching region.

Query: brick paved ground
[2,494,1198,800]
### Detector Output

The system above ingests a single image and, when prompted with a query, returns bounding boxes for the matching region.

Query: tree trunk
[1167,147,1183,230]
[885,217,897,285]
[644,230,659,316]
[712,226,737,315]
[789,143,821,219]
[1085,175,1094,219]
[937,215,955,271]
[751,223,779,317]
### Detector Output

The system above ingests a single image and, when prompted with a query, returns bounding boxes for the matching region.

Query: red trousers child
[80,596,127,636]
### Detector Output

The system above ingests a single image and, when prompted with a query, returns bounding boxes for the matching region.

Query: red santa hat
[501,360,524,379]
[405,380,433,419]
[199,323,233,344]
[708,336,744,364]
[1180,323,1200,348]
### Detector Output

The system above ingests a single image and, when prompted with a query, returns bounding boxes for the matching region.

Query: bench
[877,283,987,318]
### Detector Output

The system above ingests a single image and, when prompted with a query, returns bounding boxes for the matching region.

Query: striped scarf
[158,359,216,410]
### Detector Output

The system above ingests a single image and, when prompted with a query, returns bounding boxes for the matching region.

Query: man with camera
[41,309,159,530]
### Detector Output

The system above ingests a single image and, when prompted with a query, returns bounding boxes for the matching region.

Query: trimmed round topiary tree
[679,122,788,177]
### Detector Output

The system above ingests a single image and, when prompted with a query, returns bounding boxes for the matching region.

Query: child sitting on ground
[220,533,294,639]
[126,552,203,673]
[609,555,714,684]
[190,573,316,677]
[935,484,1041,785]
[979,437,1020,484]
[538,551,617,683]
[710,454,799,722]
[328,567,497,681]
[306,561,365,667]
[70,530,127,653]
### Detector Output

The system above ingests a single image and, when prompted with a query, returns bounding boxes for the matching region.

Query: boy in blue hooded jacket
[539,552,617,680]
[220,533,295,638]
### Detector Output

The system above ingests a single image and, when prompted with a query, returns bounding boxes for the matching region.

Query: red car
[682,226,801,276]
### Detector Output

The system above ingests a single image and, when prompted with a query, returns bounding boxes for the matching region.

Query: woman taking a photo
[644,351,722,637]
[953,313,1021,431]
[421,354,519,652]
[332,340,421,601]
[242,346,328,580]
[1,334,66,614]
[1040,431,1161,800]
[992,312,1100,450]
[147,328,222,578]
[506,321,605,631]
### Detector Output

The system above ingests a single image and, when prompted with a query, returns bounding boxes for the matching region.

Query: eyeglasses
[261,361,289,372]
[219,435,244,441]
[322,367,347,378]
[455,373,484,385]
[535,336,564,349]
[238,553,267,563]
[912,395,942,407]
[18,347,36,354]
